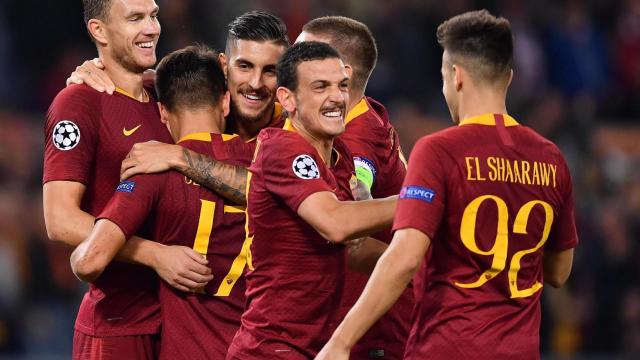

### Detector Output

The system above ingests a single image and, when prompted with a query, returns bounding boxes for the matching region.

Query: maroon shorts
[72,331,160,360]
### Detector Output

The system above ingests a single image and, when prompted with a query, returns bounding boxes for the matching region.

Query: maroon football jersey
[338,97,412,359]
[98,133,255,358]
[393,114,579,360]
[227,123,356,359]
[43,84,172,336]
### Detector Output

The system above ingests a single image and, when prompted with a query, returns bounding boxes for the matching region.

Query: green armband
[353,156,376,190]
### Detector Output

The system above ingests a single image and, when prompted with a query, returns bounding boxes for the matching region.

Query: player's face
[441,50,460,123]
[104,0,160,73]
[224,40,286,125]
[294,58,349,139]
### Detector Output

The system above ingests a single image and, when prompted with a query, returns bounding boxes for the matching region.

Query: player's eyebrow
[234,58,254,68]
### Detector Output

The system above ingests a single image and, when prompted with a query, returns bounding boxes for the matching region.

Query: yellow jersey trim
[221,134,239,142]
[283,118,296,132]
[177,132,212,144]
[458,113,519,127]
[114,87,149,103]
[345,98,369,125]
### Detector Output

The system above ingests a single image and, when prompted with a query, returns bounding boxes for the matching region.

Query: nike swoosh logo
[123,124,142,136]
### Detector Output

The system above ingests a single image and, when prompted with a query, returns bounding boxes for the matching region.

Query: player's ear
[157,102,169,124]
[344,64,353,79]
[507,68,514,87]
[219,53,228,78]
[277,87,296,113]
[452,64,463,92]
[221,90,231,117]
[87,19,108,45]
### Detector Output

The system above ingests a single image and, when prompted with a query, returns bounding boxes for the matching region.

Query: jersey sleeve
[392,136,446,238]
[546,159,579,251]
[43,86,100,185]
[258,135,332,212]
[97,174,161,240]
[211,134,256,167]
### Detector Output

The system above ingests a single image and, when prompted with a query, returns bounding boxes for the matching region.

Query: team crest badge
[52,120,81,151]
[292,154,320,179]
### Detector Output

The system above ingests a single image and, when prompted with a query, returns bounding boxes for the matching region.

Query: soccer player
[298,17,412,359]
[43,0,211,358]
[71,44,253,359]
[316,10,578,360]
[227,41,395,360]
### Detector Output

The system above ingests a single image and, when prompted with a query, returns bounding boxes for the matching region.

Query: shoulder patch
[116,180,136,193]
[399,185,435,203]
[292,154,320,179]
[52,120,81,150]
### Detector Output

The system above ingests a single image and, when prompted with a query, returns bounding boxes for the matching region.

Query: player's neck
[100,56,147,102]
[347,89,365,114]
[457,89,508,122]
[176,108,225,140]
[234,106,274,141]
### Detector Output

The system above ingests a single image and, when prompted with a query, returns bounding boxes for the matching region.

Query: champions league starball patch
[52,120,81,151]
[292,154,320,179]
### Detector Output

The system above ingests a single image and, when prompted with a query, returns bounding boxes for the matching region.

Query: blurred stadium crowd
[0,0,638,358]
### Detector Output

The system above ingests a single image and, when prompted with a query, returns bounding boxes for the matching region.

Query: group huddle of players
[42,1,579,359]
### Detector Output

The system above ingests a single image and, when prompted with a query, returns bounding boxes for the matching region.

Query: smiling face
[100,0,160,73]
[223,39,286,126]
[287,58,350,140]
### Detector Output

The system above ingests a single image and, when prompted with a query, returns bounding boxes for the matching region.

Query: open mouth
[321,108,344,119]
[135,41,154,49]
[240,92,269,107]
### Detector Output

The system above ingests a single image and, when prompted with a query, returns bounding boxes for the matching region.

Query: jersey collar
[458,113,519,127]
[177,132,212,143]
[344,98,369,125]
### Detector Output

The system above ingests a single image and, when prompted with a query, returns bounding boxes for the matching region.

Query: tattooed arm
[180,147,248,205]
[121,141,248,205]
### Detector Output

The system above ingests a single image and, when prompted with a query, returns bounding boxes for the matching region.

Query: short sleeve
[546,160,579,251]
[258,135,332,212]
[97,174,161,240]
[43,86,99,185]
[392,136,446,238]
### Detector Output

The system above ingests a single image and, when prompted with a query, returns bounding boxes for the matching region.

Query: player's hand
[121,141,183,180]
[66,58,116,94]
[152,245,213,293]
[314,339,350,360]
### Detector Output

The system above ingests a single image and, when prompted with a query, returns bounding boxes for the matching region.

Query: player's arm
[65,58,156,94]
[70,219,127,282]
[43,182,211,290]
[543,248,574,288]
[315,228,430,360]
[120,142,248,205]
[297,192,396,244]
[345,237,388,273]
[43,181,95,246]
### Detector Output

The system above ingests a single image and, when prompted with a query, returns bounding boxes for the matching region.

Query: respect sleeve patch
[116,180,136,193]
[399,185,435,203]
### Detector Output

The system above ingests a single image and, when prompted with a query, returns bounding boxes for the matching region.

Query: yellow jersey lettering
[487,157,498,181]
[521,160,531,185]
[474,157,486,181]
[465,157,476,181]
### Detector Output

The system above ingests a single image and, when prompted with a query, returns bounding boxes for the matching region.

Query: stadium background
[0,0,639,358]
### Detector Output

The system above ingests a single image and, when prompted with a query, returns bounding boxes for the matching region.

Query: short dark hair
[155,44,226,113]
[226,11,290,52]
[302,16,377,92]
[276,41,341,91]
[82,0,111,25]
[437,10,513,83]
